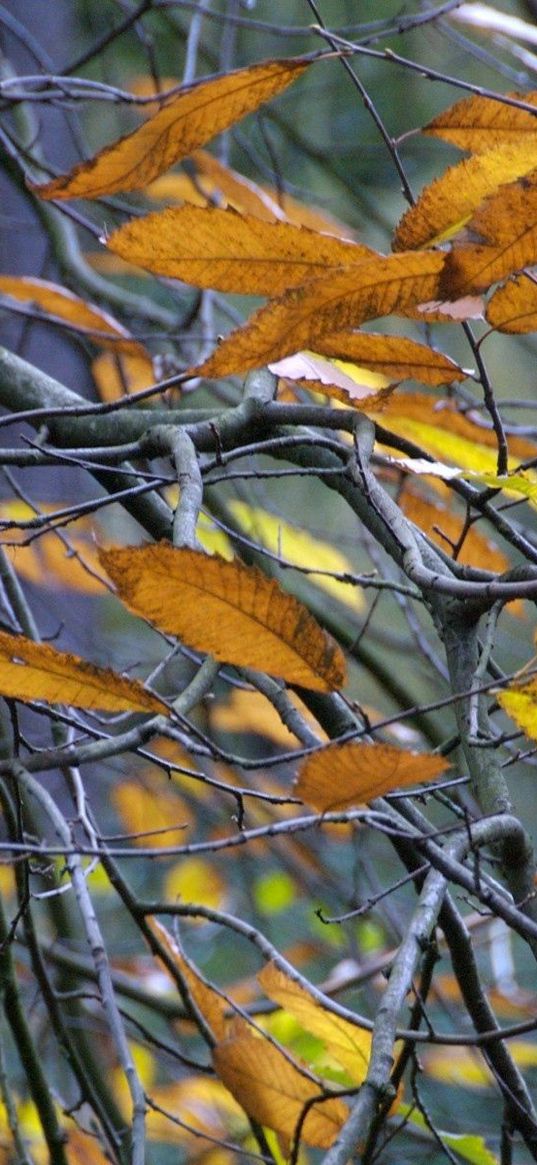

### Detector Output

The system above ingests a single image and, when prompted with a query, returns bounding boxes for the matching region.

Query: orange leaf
[0,500,107,595]
[91,350,155,402]
[146,918,228,1039]
[310,331,467,387]
[400,490,511,575]
[295,741,448,811]
[259,963,371,1083]
[0,631,163,713]
[424,91,537,153]
[394,141,537,250]
[486,273,537,334]
[213,1020,347,1148]
[196,251,445,378]
[442,171,537,295]
[112,774,193,847]
[100,543,347,692]
[106,206,373,296]
[31,56,310,200]
[0,276,144,355]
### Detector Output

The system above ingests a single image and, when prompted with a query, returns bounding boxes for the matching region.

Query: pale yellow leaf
[196,251,445,378]
[147,918,228,1037]
[213,1020,348,1148]
[424,90,537,153]
[269,350,392,407]
[295,741,449,811]
[0,276,144,355]
[106,206,372,295]
[31,57,310,200]
[259,963,371,1083]
[0,630,163,713]
[99,543,347,692]
[394,141,537,250]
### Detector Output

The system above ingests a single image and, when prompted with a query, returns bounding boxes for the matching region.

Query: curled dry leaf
[196,251,445,378]
[269,350,392,408]
[0,275,145,355]
[100,543,347,692]
[30,56,310,201]
[106,205,373,296]
[0,630,163,713]
[295,741,449,811]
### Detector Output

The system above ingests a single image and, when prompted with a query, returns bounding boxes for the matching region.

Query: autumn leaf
[270,350,392,407]
[442,171,537,295]
[112,773,193,847]
[0,630,163,713]
[0,275,145,355]
[295,741,448,811]
[91,350,155,401]
[196,251,445,378]
[148,148,287,221]
[400,489,511,576]
[497,678,537,743]
[100,543,347,691]
[486,273,537,333]
[146,918,228,1039]
[393,141,537,250]
[0,500,107,595]
[146,1076,244,1150]
[424,90,537,153]
[213,1019,348,1148]
[259,963,371,1083]
[309,331,467,387]
[31,56,311,200]
[106,206,373,296]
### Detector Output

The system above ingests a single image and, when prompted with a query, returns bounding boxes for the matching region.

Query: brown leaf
[486,272,537,333]
[441,171,537,295]
[0,631,163,713]
[100,543,347,692]
[394,141,537,251]
[106,206,372,295]
[0,276,144,355]
[295,741,449,811]
[195,251,445,378]
[30,57,310,201]
[213,1019,348,1148]
[311,331,467,387]
[424,91,537,153]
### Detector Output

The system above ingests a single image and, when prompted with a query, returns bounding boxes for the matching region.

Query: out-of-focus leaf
[400,1104,499,1165]
[487,273,537,333]
[210,687,321,747]
[224,499,366,613]
[497,678,537,741]
[106,206,372,295]
[163,857,228,923]
[442,172,537,295]
[0,631,163,713]
[424,90,537,153]
[295,741,448,811]
[196,252,445,378]
[400,491,511,574]
[91,350,155,401]
[100,543,347,692]
[213,1019,348,1148]
[254,871,296,914]
[258,963,371,1083]
[31,56,311,200]
[0,500,107,595]
[147,918,228,1037]
[148,148,287,221]
[310,331,467,386]
[393,141,537,250]
[146,1076,244,1150]
[0,275,145,355]
[451,3,537,47]
[112,774,193,846]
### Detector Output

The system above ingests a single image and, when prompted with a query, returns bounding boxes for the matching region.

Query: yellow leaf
[0,276,145,355]
[196,251,445,378]
[112,774,193,846]
[497,678,537,742]
[311,331,467,387]
[259,963,371,1083]
[269,350,393,407]
[99,543,347,692]
[148,148,288,221]
[424,91,537,152]
[442,171,537,295]
[0,500,107,595]
[213,1020,348,1148]
[393,141,537,250]
[31,56,310,200]
[225,499,366,613]
[423,1045,493,1089]
[146,1076,244,1148]
[91,350,155,401]
[146,918,228,1037]
[0,630,163,713]
[295,741,448,811]
[163,857,228,924]
[106,206,373,296]
[487,273,537,333]
[210,687,302,746]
